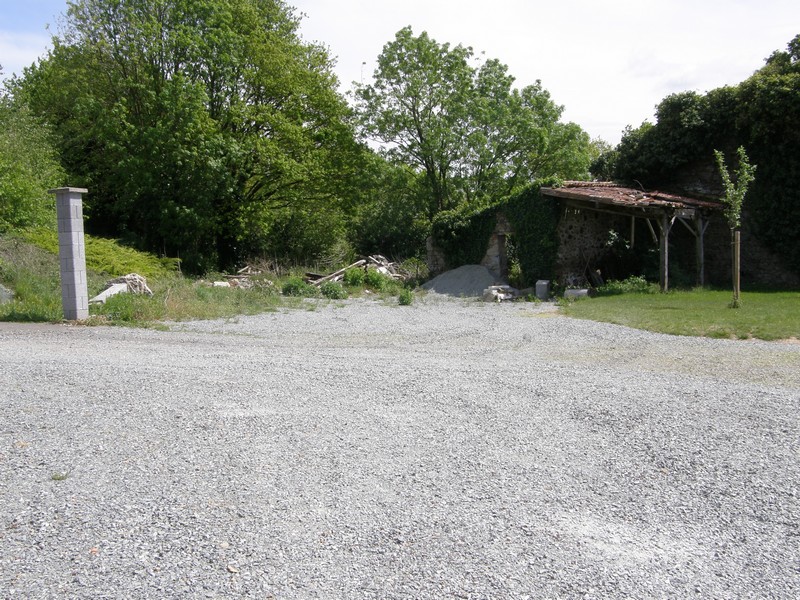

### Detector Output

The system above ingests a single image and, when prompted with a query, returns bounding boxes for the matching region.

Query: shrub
[398,288,414,305]
[343,267,365,287]
[597,275,658,296]
[320,281,348,299]
[364,268,392,291]
[281,277,318,297]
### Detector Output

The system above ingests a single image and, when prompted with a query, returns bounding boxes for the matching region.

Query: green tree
[714,146,756,308]
[18,0,359,272]
[355,27,592,219]
[0,70,64,231]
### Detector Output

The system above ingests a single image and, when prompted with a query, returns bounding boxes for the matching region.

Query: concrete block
[90,283,129,304]
[535,280,551,300]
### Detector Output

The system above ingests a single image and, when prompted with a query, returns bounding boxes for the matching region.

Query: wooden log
[310,259,366,286]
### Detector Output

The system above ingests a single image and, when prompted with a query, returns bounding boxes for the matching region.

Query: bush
[597,275,658,296]
[343,267,365,287]
[364,268,392,291]
[398,288,414,305]
[320,281,348,299]
[281,277,318,297]
[20,228,180,278]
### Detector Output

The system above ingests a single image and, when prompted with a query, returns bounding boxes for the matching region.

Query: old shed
[541,182,722,291]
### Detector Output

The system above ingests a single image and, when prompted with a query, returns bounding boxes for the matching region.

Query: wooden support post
[660,216,667,292]
[630,216,636,249]
[646,219,659,245]
[696,215,709,288]
[658,213,675,293]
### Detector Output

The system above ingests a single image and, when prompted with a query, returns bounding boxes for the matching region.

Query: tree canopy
[355,26,592,219]
[0,71,64,232]
[17,0,361,272]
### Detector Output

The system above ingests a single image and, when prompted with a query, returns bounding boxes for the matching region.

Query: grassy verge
[560,288,800,341]
[1,232,417,325]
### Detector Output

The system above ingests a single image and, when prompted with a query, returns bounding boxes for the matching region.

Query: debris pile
[306,255,406,286]
[482,285,519,302]
[89,273,153,305]
[211,265,275,290]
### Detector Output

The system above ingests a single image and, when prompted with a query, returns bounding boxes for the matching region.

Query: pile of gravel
[421,264,506,296]
[1,299,798,598]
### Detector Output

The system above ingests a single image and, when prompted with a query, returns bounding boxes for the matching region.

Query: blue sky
[2,0,799,144]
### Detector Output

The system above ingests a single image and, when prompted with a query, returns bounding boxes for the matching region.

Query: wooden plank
[310,259,366,286]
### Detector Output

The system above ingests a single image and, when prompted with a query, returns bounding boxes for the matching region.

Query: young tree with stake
[714,146,756,308]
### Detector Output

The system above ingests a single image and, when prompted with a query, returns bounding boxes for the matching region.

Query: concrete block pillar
[49,187,89,320]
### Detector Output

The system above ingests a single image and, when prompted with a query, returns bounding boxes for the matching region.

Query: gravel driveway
[2,297,798,599]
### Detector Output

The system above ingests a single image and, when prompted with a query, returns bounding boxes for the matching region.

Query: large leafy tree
[18,0,359,271]
[0,70,64,232]
[355,27,592,219]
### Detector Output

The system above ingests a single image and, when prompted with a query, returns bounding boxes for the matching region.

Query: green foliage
[343,267,365,287]
[320,281,348,300]
[596,276,658,296]
[281,277,318,298]
[17,0,360,273]
[429,184,560,287]
[431,205,497,268]
[0,98,64,231]
[94,291,165,323]
[605,34,800,275]
[19,228,179,278]
[349,156,430,259]
[355,27,593,217]
[503,184,561,286]
[714,146,756,230]
[364,268,393,291]
[398,257,429,286]
[398,288,414,305]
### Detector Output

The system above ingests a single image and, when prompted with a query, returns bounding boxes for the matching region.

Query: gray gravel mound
[1,299,798,599]
[421,264,505,296]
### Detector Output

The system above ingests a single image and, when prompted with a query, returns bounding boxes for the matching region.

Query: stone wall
[555,207,627,283]
[705,212,800,288]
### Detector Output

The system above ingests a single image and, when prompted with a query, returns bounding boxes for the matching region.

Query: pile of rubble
[90,273,153,304]
[305,255,406,286]
[210,265,275,289]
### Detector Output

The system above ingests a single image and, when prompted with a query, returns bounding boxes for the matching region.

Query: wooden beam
[658,214,675,292]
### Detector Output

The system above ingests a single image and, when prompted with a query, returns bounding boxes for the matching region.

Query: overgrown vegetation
[0,233,415,325]
[593,34,800,277]
[430,183,561,286]
[595,275,659,296]
[560,288,800,341]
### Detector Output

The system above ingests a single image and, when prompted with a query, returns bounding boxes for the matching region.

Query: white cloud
[0,31,51,79]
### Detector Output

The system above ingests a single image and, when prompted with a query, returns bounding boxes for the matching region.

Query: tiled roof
[541,181,722,211]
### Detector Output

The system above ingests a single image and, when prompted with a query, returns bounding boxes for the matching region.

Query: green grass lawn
[560,289,800,341]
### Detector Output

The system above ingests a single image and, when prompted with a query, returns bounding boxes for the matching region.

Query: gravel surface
[1,296,799,599]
